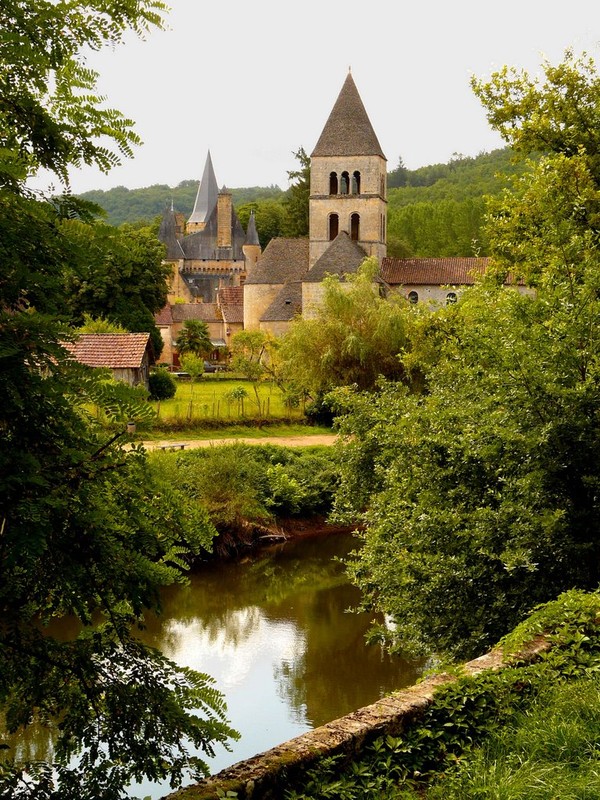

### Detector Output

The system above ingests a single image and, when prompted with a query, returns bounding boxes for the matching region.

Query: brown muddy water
[12,530,426,798]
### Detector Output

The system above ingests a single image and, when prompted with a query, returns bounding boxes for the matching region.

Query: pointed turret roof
[311,71,385,159]
[244,210,260,246]
[188,151,219,224]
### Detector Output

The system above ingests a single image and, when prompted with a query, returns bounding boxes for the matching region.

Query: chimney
[217,187,232,248]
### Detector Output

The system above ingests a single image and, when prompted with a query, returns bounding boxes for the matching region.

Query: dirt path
[141,433,338,451]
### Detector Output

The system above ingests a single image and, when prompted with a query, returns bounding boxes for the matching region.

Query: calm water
[11,531,424,798]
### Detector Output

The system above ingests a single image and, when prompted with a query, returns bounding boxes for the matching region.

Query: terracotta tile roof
[311,72,385,159]
[221,303,244,324]
[218,286,243,305]
[261,281,303,322]
[304,232,368,282]
[170,303,222,323]
[381,257,491,286]
[245,238,309,285]
[154,305,174,325]
[64,333,151,369]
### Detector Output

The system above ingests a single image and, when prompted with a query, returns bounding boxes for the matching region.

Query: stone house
[380,257,531,304]
[64,333,153,389]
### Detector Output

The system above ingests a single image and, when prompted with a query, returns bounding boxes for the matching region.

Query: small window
[329,213,339,241]
[352,171,361,194]
[340,171,349,195]
[329,172,338,194]
[350,213,360,241]
[446,291,457,305]
[408,290,419,304]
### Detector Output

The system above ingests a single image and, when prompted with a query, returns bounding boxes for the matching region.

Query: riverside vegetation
[3,6,600,797]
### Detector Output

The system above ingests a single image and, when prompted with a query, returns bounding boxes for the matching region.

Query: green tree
[230,329,277,414]
[62,220,169,357]
[278,258,414,399]
[333,52,600,661]
[176,319,213,359]
[283,146,310,237]
[0,2,237,796]
[236,199,287,248]
[76,313,128,333]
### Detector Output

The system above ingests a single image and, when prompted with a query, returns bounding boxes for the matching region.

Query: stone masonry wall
[165,636,548,800]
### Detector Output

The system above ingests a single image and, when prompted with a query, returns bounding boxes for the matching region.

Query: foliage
[76,313,128,334]
[0,2,238,796]
[327,51,600,662]
[236,199,288,248]
[283,146,310,237]
[150,444,340,530]
[279,258,415,399]
[148,367,177,400]
[180,353,205,381]
[230,330,277,412]
[80,184,285,227]
[0,0,167,190]
[176,319,213,359]
[283,590,600,800]
[61,220,169,357]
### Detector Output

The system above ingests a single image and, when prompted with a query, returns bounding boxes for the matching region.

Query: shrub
[148,368,177,400]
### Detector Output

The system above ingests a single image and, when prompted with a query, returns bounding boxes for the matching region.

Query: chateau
[156,72,506,362]
[157,71,388,355]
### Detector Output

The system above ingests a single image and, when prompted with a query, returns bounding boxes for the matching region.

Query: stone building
[243,70,387,334]
[64,333,153,389]
[158,151,261,305]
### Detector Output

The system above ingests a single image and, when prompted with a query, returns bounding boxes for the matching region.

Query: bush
[148,368,177,400]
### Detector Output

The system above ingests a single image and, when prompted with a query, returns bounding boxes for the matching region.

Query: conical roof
[244,210,260,246]
[311,72,385,159]
[188,151,219,224]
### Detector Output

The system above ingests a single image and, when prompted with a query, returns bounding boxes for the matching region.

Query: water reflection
[6,532,425,798]
[137,531,424,782]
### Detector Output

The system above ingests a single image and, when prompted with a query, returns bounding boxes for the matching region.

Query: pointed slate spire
[188,151,219,224]
[311,71,385,158]
[245,209,260,246]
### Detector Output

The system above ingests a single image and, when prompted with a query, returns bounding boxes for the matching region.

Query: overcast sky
[55,0,600,195]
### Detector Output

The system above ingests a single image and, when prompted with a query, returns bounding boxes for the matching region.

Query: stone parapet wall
[165,637,548,800]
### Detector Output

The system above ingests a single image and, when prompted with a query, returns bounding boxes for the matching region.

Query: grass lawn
[150,377,305,426]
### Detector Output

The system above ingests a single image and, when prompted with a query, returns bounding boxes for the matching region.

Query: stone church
[244,70,388,335]
[156,71,498,359]
[157,70,388,346]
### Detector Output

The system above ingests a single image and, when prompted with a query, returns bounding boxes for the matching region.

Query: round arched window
[446,291,457,305]
[408,291,419,304]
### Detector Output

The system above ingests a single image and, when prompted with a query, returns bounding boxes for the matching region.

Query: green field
[151,377,305,425]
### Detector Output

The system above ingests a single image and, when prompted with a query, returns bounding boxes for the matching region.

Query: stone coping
[164,636,548,800]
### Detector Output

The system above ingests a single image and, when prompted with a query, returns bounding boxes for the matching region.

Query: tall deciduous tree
[283,146,310,237]
[279,258,414,399]
[0,2,236,797]
[333,52,600,661]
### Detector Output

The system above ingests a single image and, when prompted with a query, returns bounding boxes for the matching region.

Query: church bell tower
[309,71,387,268]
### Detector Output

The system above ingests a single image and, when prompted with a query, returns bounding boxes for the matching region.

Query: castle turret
[242,210,261,272]
[187,151,219,233]
[309,71,387,267]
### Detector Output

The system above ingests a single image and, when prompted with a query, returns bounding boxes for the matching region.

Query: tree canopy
[0,2,236,797]
[331,51,600,661]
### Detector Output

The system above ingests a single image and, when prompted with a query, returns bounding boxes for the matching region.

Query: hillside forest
[80,146,532,257]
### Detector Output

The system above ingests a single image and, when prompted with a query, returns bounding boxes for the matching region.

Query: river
[134,530,424,798]
[7,530,425,799]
